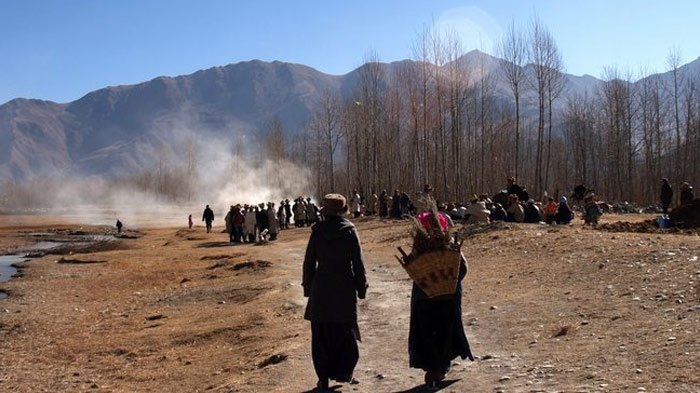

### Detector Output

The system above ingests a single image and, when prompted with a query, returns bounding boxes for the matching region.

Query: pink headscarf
[417,211,448,233]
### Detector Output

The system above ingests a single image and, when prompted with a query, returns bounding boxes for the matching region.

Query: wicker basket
[398,248,462,298]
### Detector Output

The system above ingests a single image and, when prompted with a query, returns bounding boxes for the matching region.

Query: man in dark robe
[202,205,214,233]
[303,193,367,391]
[660,178,673,213]
[284,199,292,228]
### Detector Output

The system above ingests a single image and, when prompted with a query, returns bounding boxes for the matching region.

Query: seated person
[506,194,524,223]
[543,197,558,224]
[555,196,574,224]
[490,203,507,222]
[465,200,490,224]
[523,200,542,223]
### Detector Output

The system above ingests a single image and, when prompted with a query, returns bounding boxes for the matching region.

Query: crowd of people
[192,176,697,242]
[197,197,322,243]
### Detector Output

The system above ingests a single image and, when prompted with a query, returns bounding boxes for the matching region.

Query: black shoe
[316,379,329,391]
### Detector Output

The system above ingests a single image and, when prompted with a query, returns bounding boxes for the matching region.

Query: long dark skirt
[311,321,359,382]
[408,283,474,373]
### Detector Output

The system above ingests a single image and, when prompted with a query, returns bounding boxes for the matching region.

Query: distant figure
[294,198,306,227]
[465,200,490,224]
[571,184,590,206]
[284,199,292,229]
[680,182,694,206]
[350,189,361,218]
[555,197,574,225]
[306,197,319,225]
[366,190,378,216]
[233,206,245,243]
[244,206,257,243]
[489,203,507,222]
[256,204,269,240]
[660,178,673,213]
[202,205,215,233]
[523,200,542,223]
[267,202,279,241]
[224,206,235,243]
[278,201,287,230]
[390,190,401,218]
[188,214,193,229]
[583,195,602,226]
[506,194,524,223]
[379,190,389,218]
[115,219,123,234]
[506,177,529,205]
[543,197,558,224]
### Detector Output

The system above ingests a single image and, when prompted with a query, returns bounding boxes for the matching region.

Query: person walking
[202,205,215,233]
[408,203,474,390]
[302,193,368,391]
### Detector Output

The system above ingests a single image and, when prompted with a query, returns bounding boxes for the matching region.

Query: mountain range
[1,50,698,182]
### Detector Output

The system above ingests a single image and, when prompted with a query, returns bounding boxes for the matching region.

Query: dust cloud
[0,128,313,228]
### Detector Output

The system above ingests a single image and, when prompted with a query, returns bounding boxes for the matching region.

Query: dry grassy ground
[0,214,698,392]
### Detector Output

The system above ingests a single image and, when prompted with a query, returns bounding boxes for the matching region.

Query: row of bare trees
[294,19,699,206]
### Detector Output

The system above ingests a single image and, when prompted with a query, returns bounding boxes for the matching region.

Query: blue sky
[1,0,699,104]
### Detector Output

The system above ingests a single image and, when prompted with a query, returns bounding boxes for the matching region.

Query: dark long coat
[303,216,367,323]
[409,256,473,372]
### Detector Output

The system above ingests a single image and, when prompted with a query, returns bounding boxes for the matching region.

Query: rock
[257,353,288,368]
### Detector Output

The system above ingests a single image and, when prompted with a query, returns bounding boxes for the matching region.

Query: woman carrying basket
[302,193,368,391]
[408,202,474,390]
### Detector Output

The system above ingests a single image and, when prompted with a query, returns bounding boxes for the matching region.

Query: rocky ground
[0,213,698,393]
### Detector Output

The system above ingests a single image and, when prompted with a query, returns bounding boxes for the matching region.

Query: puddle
[0,254,30,283]
[1,241,62,298]
[0,234,119,300]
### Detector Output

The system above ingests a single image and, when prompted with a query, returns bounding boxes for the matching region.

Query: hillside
[1,52,698,182]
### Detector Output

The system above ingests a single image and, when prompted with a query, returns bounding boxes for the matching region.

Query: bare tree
[498,20,528,180]
[666,47,685,179]
[309,89,343,193]
[527,16,564,197]
[543,39,565,193]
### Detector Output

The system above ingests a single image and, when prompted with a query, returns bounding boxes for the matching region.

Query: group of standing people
[660,178,694,213]
[197,197,322,243]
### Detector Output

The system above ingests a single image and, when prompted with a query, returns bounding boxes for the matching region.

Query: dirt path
[0,215,698,392]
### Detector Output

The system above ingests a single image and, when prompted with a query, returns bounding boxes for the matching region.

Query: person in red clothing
[543,197,558,224]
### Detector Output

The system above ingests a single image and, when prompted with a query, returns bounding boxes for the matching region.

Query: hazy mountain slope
[1,54,698,182]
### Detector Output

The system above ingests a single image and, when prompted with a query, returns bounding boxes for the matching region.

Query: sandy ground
[0,213,698,393]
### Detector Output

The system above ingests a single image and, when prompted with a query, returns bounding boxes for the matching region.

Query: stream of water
[0,241,64,299]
